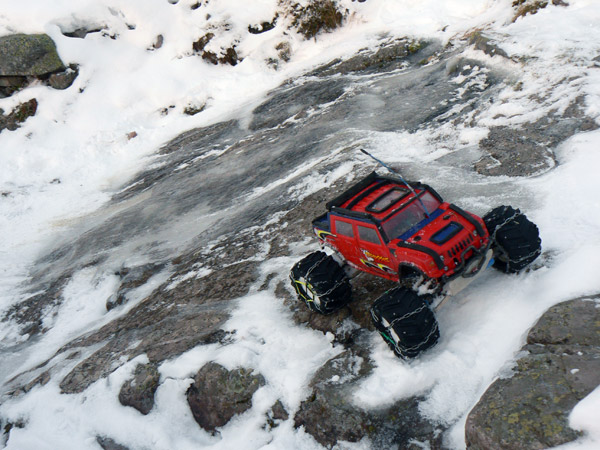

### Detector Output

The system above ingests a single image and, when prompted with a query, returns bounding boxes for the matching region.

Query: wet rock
[3,271,71,339]
[106,263,164,311]
[294,349,372,446]
[53,258,245,394]
[158,119,238,156]
[8,188,258,396]
[465,297,600,449]
[294,348,444,448]
[186,362,265,432]
[249,78,345,131]
[58,302,230,394]
[118,363,160,415]
[312,38,431,77]
[0,34,70,97]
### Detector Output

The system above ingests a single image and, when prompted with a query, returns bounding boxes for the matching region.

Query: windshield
[381,192,441,240]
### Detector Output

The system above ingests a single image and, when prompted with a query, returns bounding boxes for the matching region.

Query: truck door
[355,224,395,278]
[331,217,362,268]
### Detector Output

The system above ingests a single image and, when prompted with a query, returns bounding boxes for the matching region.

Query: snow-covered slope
[0,0,599,449]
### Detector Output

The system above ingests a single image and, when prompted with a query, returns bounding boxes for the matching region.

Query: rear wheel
[289,251,352,315]
[370,287,440,359]
[483,205,541,273]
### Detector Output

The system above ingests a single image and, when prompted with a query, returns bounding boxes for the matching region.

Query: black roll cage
[324,172,443,244]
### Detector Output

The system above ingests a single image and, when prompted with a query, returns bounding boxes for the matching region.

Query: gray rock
[0,34,78,98]
[186,362,265,432]
[527,298,600,347]
[96,436,129,450]
[118,363,160,415]
[269,400,289,422]
[311,39,431,77]
[465,297,600,449]
[474,96,598,177]
[106,263,165,311]
[294,348,444,448]
[48,65,79,90]
[0,34,65,77]
[249,78,345,131]
[62,26,105,39]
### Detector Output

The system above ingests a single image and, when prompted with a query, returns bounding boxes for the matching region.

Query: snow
[558,386,600,450]
[1,0,600,449]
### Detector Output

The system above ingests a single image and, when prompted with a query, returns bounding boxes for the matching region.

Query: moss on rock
[465,297,600,449]
[0,34,65,77]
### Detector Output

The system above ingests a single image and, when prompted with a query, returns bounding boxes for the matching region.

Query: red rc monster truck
[290,167,541,359]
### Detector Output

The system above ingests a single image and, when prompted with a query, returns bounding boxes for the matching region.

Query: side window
[358,226,382,245]
[335,220,354,238]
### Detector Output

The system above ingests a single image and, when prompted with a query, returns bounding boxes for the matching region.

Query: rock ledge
[466,297,600,449]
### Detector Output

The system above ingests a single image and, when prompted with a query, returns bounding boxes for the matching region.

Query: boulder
[0,34,65,77]
[118,363,160,415]
[465,297,600,449]
[0,34,76,97]
[186,362,265,433]
[294,348,445,448]
[266,400,289,428]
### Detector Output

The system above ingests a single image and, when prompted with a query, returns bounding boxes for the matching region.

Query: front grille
[447,235,474,259]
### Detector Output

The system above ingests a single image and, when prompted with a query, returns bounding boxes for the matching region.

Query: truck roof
[325,172,442,223]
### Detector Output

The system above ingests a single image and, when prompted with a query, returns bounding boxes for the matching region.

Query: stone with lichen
[465,297,600,449]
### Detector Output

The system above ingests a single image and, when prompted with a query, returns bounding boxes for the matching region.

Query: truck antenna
[360,149,431,218]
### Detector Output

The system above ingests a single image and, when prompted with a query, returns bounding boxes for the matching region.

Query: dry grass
[288,0,345,39]
[512,0,569,22]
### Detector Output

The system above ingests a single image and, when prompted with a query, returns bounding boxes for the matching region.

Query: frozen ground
[0,0,599,449]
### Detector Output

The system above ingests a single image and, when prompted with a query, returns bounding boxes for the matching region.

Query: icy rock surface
[465,297,600,449]
[2,1,600,445]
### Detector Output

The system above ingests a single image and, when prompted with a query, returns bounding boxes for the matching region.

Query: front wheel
[370,287,439,359]
[289,251,352,315]
[483,205,542,273]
